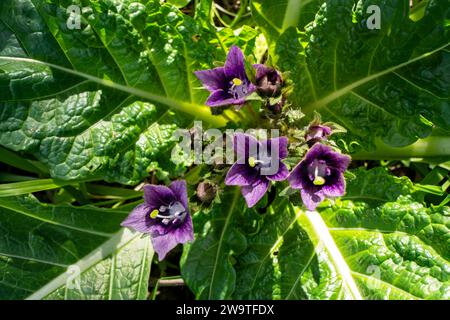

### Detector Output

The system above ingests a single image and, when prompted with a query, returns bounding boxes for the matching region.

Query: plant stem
[229,0,248,28]
[352,136,450,160]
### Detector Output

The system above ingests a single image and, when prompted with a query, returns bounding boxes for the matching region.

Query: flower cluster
[225,133,350,209]
[122,136,350,260]
[121,46,351,260]
[194,46,283,111]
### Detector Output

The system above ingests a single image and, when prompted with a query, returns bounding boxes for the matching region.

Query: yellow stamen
[313,176,326,186]
[232,78,242,86]
[248,156,257,168]
[150,209,159,219]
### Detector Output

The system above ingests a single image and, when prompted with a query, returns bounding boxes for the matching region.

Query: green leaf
[0,178,95,197]
[0,195,153,300]
[182,168,450,300]
[182,187,362,300]
[343,167,415,202]
[0,92,188,184]
[180,188,248,299]
[168,0,191,8]
[228,189,369,300]
[251,0,323,49]
[233,199,358,299]
[318,168,450,299]
[0,147,45,175]
[38,229,152,300]
[0,0,248,183]
[274,0,450,150]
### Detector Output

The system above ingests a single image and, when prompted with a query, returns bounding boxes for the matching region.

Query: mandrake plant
[0,0,449,300]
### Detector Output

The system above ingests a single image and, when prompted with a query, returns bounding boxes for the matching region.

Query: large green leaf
[182,168,449,300]
[181,186,360,300]
[0,91,189,184]
[318,168,450,299]
[233,198,358,299]
[0,195,153,300]
[0,0,260,184]
[180,188,248,299]
[273,0,450,150]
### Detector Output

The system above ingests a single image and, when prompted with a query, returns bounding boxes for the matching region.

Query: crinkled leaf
[274,0,450,150]
[183,168,450,300]
[0,0,248,184]
[180,188,248,299]
[0,195,153,300]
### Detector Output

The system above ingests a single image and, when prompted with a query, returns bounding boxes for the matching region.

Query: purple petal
[261,136,288,159]
[267,162,289,181]
[143,184,176,208]
[288,161,306,189]
[151,214,194,260]
[300,188,325,211]
[206,90,242,107]
[194,68,227,92]
[225,163,258,186]
[246,82,257,94]
[253,63,273,82]
[306,125,332,141]
[121,204,152,233]
[233,133,259,160]
[322,174,346,197]
[169,180,189,212]
[326,150,351,173]
[241,178,270,208]
[224,45,247,80]
[305,144,351,173]
[303,143,327,164]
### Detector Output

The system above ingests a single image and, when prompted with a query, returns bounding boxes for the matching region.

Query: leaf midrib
[304,210,364,300]
[0,200,121,237]
[0,56,227,127]
[26,228,140,300]
[303,42,450,112]
[247,204,302,295]
[208,188,240,299]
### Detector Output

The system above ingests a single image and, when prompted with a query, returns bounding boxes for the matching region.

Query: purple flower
[254,64,283,97]
[121,180,193,260]
[225,133,289,208]
[195,46,256,107]
[305,124,332,146]
[288,144,351,211]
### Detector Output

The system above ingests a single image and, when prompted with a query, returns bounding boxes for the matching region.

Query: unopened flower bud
[254,64,283,97]
[196,181,217,204]
[266,97,285,115]
[305,125,332,146]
